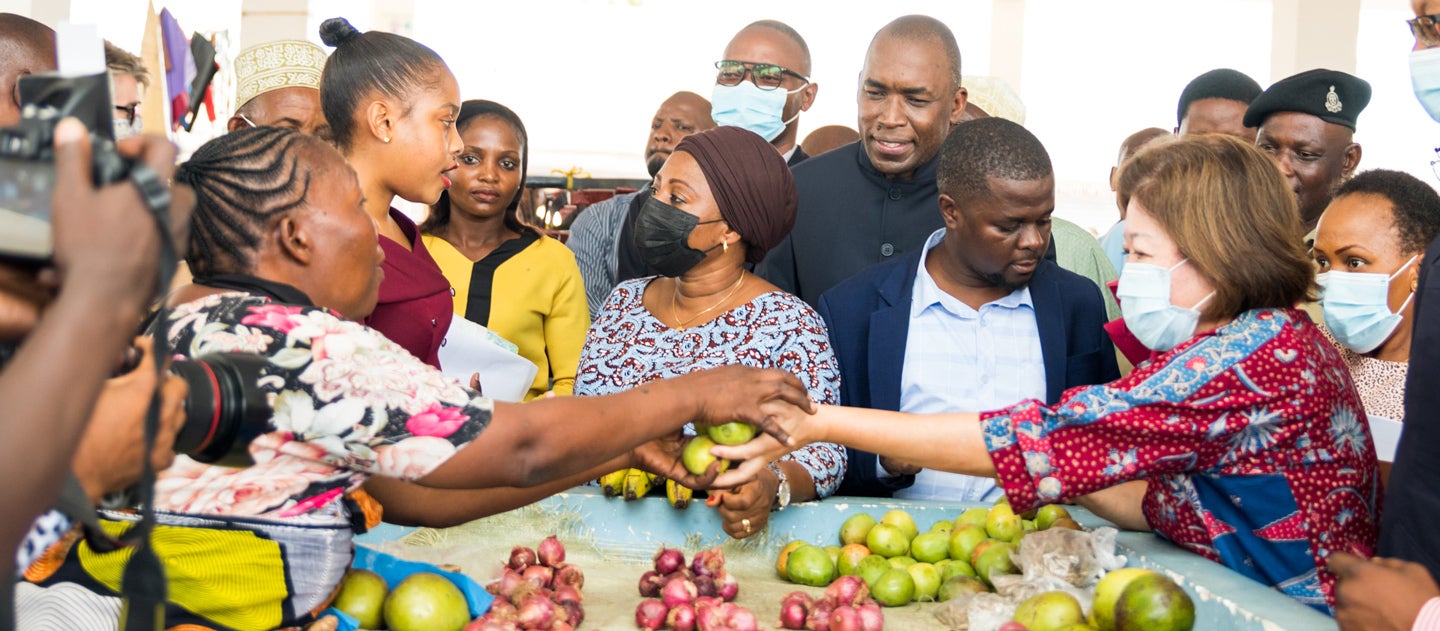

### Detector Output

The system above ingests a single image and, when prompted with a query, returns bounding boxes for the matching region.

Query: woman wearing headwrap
[574,126,844,538]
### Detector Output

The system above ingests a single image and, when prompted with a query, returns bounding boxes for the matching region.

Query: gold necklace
[672,271,746,328]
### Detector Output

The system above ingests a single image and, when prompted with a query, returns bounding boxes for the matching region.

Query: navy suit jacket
[817,251,1120,497]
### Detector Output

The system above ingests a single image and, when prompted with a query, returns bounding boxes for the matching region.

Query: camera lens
[168,352,272,467]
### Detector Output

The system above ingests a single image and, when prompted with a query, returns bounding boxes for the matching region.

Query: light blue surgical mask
[710,81,801,142]
[1317,255,1418,354]
[1118,259,1215,353]
[1410,47,1440,123]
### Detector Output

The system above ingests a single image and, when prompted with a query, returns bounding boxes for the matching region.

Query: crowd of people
[3,4,1440,630]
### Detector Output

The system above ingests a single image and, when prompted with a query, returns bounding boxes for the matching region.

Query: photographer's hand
[70,337,188,502]
[0,120,190,577]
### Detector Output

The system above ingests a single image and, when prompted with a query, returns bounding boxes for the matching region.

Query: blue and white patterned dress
[575,278,846,496]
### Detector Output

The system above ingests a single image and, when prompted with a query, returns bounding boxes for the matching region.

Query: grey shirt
[566,191,640,318]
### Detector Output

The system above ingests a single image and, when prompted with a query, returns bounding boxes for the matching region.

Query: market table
[356,488,1338,630]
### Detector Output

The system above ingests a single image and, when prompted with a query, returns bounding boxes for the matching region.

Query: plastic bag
[933,527,1128,630]
[320,545,493,631]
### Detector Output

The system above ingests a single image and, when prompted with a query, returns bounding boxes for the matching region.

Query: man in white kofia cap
[227,39,329,140]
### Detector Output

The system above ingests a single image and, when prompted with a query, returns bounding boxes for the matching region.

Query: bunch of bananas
[597,469,695,509]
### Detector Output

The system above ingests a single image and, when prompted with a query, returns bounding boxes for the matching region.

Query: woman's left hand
[708,469,779,539]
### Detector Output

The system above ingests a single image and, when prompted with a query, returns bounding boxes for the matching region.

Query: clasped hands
[627,366,817,490]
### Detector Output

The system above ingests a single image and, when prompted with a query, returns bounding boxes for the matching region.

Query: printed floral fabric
[981,308,1379,613]
[154,293,492,521]
[575,278,846,496]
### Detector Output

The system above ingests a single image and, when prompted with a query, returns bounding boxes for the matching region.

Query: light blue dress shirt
[888,229,1047,502]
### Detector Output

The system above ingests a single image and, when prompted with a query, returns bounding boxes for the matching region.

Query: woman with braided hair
[16,126,813,631]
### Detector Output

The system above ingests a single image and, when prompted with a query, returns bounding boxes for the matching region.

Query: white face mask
[1117,258,1215,352]
[1316,255,1418,353]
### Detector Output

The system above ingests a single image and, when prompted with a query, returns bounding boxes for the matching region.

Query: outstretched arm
[711,404,994,489]
[420,365,813,490]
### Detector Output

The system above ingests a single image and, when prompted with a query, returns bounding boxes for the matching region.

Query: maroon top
[364,208,452,368]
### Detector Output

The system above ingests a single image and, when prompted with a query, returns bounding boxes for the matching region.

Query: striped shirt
[1417,598,1440,630]
[566,192,640,318]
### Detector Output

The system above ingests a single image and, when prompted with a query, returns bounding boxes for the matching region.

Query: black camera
[168,353,274,467]
[0,70,132,261]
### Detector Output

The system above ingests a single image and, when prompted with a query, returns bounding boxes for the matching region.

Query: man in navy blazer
[819,118,1119,499]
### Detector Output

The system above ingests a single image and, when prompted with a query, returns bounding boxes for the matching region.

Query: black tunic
[757,142,943,307]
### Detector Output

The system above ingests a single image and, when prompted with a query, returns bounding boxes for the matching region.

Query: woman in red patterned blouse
[718,135,1379,614]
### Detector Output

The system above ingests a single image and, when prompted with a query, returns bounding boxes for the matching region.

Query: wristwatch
[767,461,791,512]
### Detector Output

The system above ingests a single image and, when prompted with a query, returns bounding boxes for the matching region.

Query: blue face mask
[1412,47,1440,123]
[1317,255,1418,354]
[1118,259,1215,353]
[710,81,801,142]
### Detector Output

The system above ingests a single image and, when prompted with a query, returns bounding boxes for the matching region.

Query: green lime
[786,544,837,587]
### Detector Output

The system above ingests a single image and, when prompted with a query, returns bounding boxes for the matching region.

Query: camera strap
[117,162,176,631]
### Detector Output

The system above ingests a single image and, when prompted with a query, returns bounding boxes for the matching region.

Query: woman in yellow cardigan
[421,100,589,399]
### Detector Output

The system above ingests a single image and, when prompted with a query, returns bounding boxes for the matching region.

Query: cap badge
[1325,85,1343,113]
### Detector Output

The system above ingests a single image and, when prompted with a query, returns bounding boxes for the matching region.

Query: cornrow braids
[177,126,316,277]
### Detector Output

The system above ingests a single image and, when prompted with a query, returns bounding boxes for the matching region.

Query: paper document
[437,315,538,403]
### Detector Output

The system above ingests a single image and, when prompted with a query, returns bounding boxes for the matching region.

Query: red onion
[824,575,869,608]
[537,535,566,567]
[694,574,718,598]
[856,602,884,631]
[558,598,584,628]
[488,568,524,598]
[521,564,553,589]
[552,584,583,604]
[635,598,668,630]
[508,545,536,570]
[807,600,835,631]
[778,598,809,630]
[696,599,725,631]
[654,546,687,575]
[487,598,517,620]
[726,606,760,631]
[662,576,699,609]
[515,594,555,629]
[780,591,814,610]
[692,547,726,577]
[638,569,664,598]
[694,596,723,609]
[716,570,739,602]
[552,563,585,590]
[667,602,698,631]
[463,616,515,631]
[829,606,861,631]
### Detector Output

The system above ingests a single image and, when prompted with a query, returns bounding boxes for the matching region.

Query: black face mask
[633,196,723,277]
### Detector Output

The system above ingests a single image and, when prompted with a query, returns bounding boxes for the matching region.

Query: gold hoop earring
[722,240,729,254]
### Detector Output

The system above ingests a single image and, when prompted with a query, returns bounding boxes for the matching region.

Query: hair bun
[319,17,361,47]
